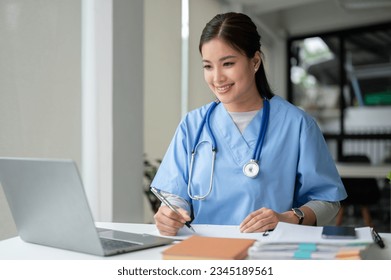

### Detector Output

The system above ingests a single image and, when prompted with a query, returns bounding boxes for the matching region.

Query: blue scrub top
[151,95,347,225]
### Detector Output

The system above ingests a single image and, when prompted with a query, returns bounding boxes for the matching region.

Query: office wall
[81,0,144,223]
[281,1,391,37]
[144,0,222,162]
[0,1,82,163]
[0,0,146,240]
[112,0,144,223]
[0,0,81,239]
[143,0,181,221]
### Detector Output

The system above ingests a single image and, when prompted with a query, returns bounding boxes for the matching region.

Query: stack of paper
[248,222,374,260]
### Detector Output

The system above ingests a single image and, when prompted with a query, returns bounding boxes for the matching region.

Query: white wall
[82,0,144,223]
[0,0,82,240]
[0,0,145,240]
[112,0,144,223]
[281,1,391,37]
[82,0,114,224]
[0,1,82,164]
[144,0,182,164]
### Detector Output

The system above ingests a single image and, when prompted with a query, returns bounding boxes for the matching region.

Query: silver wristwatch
[292,208,304,224]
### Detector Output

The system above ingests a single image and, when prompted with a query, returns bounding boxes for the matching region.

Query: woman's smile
[215,83,234,93]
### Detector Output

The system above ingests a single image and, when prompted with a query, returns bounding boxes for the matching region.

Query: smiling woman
[150,12,347,237]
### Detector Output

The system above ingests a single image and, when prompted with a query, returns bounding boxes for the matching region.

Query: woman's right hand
[153,205,191,236]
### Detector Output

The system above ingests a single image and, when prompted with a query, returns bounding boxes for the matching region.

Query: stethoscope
[187,98,270,200]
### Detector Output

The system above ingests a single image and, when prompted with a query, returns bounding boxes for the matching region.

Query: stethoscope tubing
[188,100,219,200]
[253,99,270,163]
[187,98,270,200]
[192,100,219,153]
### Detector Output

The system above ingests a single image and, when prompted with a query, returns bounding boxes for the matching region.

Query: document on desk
[149,224,265,240]
[265,222,373,245]
[248,222,374,260]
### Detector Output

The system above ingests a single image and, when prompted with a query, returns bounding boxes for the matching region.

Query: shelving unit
[346,55,391,106]
[287,22,391,231]
[287,21,391,164]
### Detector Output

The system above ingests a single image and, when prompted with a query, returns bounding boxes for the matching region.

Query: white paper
[148,224,266,240]
[148,222,373,245]
[263,222,373,245]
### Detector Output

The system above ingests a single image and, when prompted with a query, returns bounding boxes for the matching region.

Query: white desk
[0,223,165,260]
[0,222,390,260]
[336,163,391,178]
[336,162,391,232]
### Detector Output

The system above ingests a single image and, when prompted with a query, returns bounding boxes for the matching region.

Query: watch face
[292,208,304,224]
[293,208,304,217]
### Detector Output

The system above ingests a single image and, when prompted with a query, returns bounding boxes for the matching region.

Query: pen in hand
[150,187,196,233]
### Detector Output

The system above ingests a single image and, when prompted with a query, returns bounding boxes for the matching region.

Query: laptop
[0,157,173,256]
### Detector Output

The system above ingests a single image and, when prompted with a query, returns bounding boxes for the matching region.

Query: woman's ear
[252,51,262,71]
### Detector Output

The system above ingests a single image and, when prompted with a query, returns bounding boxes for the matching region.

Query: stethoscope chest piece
[243,160,260,178]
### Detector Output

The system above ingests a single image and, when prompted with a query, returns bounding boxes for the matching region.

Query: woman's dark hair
[199,12,274,99]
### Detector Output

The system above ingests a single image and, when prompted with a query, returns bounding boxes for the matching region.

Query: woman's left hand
[239,207,281,233]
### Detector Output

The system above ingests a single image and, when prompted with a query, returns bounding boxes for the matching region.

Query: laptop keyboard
[100,237,139,253]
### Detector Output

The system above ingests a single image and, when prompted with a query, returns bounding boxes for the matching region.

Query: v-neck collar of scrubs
[212,102,267,166]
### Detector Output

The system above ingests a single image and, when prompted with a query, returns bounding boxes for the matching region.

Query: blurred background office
[1,0,390,241]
